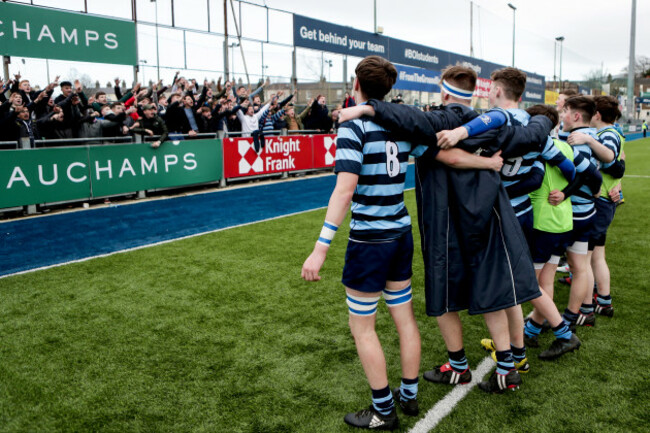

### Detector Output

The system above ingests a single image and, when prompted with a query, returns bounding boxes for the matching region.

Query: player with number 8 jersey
[335,117,414,242]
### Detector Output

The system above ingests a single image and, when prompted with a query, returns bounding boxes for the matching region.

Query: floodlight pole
[556,36,564,91]
[470,1,474,57]
[553,39,557,91]
[627,0,636,119]
[151,0,160,82]
[374,0,377,33]
[508,3,516,67]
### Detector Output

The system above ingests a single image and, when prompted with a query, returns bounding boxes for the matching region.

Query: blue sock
[448,348,468,373]
[400,377,418,401]
[495,350,515,375]
[524,319,543,338]
[552,322,572,340]
[511,345,526,363]
[596,294,612,305]
[371,386,394,416]
[563,308,579,325]
[580,303,594,315]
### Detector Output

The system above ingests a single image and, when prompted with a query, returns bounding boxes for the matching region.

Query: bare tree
[621,56,650,77]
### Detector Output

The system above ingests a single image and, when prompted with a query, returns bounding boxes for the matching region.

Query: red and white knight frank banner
[312,134,337,168]
[474,77,492,99]
[223,135,314,178]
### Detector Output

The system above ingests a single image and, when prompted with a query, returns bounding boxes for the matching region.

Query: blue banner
[389,39,450,71]
[293,14,389,59]
[578,86,592,95]
[292,14,545,103]
[393,64,441,93]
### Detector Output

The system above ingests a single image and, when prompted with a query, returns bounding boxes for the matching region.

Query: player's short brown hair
[490,67,527,101]
[593,95,621,124]
[441,65,477,92]
[526,104,559,128]
[559,89,578,97]
[564,96,596,123]
[355,55,397,100]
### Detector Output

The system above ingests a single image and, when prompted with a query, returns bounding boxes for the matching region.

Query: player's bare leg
[346,288,388,390]
[385,280,421,381]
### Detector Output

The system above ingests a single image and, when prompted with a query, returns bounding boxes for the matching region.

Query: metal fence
[0,129,327,149]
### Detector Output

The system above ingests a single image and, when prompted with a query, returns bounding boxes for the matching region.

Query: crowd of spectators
[0,72,355,148]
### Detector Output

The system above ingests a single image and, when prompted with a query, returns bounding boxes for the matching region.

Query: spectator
[342,91,356,108]
[99,103,130,138]
[260,91,293,136]
[235,94,280,150]
[304,94,330,132]
[165,92,199,137]
[284,101,311,133]
[390,93,404,104]
[77,107,122,143]
[131,104,169,148]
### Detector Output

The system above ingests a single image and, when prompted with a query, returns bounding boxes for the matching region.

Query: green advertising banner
[0,2,137,65]
[88,140,223,197]
[0,140,223,208]
[0,147,92,208]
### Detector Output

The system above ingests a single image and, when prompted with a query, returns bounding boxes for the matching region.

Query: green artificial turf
[1,139,649,433]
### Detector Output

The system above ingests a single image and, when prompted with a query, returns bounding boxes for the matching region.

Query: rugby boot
[423,362,472,385]
[480,338,496,352]
[392,388,419,416]
[594,302,614,317]
[538,334,581,361]
[343,405,398,431]
[478,369,522,393]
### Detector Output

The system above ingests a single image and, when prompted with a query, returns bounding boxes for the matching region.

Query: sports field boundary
[0,206,328,280]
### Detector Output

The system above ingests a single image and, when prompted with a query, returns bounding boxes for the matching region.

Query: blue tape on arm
[464,110,508,137]
[556,158,576,182]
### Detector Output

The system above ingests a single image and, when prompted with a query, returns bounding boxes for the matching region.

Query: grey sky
[4,0,648,90]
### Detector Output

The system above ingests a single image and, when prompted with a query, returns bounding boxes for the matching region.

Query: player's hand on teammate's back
[489,150,504,172]
[301,246,328,281]
[338,105,375,123]
[436,127,468,149]
[548,189,565,206]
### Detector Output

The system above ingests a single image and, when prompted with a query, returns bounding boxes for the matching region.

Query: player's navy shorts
[517,210,534,250]
[589,198,617,249]
[342,231,413,293]
[531,229,572,264]
[570,214,595,244]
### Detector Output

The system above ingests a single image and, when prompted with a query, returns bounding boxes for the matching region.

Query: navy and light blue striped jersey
[335,118,414,241]
[567,127,599,220]
[595,126,621,170]
[498,109,576,217]
[496,109,537,216]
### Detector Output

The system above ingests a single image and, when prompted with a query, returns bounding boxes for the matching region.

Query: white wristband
[317,221,338,246]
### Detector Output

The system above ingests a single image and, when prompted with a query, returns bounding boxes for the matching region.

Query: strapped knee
[347,294,380,316]
[383,284,413,308]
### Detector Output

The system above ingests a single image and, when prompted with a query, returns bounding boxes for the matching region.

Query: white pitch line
[408,356,495,433]
[625,175,650,178]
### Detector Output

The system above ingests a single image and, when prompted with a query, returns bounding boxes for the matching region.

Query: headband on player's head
[441,80,474,100]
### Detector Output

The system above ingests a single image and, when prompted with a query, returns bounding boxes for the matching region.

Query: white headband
[442,79,475,100]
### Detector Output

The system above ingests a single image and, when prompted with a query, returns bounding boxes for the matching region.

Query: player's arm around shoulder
[301,172,359,282]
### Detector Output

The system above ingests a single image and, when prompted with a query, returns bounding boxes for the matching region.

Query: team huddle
[301,55,624,431]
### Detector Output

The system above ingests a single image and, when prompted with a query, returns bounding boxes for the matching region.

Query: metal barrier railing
[0,130,334,149]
